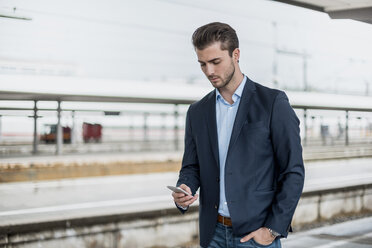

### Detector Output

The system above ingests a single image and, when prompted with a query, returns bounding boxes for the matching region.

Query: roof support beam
[271,0,372,24]
[328,7,372,24]
[32,101,38,154]
[56,101,62,155]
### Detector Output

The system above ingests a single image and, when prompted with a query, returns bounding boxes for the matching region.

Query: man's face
[196,42,237,89]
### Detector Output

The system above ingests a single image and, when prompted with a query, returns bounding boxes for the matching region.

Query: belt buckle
[222,216,230,226]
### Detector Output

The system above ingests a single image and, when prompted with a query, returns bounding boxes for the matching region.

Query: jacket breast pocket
[244,120,265,130]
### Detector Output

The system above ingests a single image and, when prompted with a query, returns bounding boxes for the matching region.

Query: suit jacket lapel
[205,90,220,168]
[227,78,256,154]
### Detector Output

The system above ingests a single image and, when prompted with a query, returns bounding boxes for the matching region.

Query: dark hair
[192,22,239,56]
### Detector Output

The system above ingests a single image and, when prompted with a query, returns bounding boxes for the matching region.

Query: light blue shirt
[216,75,246,217]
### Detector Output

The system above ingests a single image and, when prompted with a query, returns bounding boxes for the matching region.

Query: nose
[205,64,215,76]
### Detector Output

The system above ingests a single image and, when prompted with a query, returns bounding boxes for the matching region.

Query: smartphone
[167,185,192,196]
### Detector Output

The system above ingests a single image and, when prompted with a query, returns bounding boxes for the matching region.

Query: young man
[172,22,305,248]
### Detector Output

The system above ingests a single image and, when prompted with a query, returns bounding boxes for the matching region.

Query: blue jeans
[206,223,282,248]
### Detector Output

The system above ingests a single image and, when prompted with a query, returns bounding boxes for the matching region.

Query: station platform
[0,157,371,228]
[282,216,372,248]
[1,143,372,183]
[0,157,371,246]
[0,151,183,183]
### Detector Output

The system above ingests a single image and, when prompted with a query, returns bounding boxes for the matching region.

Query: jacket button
[215,205,218,209]
[216,177,220,182]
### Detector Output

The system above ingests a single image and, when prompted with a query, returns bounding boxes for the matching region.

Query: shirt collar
[216,75,247,103]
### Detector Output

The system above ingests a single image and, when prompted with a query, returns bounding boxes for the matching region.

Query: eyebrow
[198,57,222,63]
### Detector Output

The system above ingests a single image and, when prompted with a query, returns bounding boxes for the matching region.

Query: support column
[272,21,279,88]
[303,53,308,91]
[32,100,38,154]
[174,104,179,151]
[303,109,307,146]
[71,110,76,145]
[143,112,149,142]
[345,110,349,146]
[56,101,62,155]
[161,113,167,141]
[129,117,134,142]
[0,115,2,143]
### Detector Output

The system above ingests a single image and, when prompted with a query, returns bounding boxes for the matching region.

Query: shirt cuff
[267,227,281,238]
[175,202,188,210]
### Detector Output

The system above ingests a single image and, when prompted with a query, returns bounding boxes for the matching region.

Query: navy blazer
[176,77,305,248]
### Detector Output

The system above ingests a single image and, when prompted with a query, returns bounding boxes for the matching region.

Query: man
[172,22,305,248]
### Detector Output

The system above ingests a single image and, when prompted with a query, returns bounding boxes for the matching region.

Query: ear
[233,48,240,62]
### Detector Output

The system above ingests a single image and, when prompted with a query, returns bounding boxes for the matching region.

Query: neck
[219,70,244,104]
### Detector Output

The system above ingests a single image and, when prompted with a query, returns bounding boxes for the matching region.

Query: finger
[173,192,189,199]
[178,184,188,190]
[240,232,254,243]
[183,196,198,206]
[179,184,192,195]
[177,195,193,204]
[172,188,192,198]
[175,193,193,201]
[182,194,198,206]
[172,193,184,202]
[176,198,192,208]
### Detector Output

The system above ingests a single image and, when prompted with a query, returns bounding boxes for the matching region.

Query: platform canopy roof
[272,0,372,24]
[1,75,372,112]
[0,75,209,105]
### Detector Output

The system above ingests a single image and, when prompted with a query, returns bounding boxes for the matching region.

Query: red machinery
[40,124,71,143]
[83,122,102,143]
[40,123,102,143]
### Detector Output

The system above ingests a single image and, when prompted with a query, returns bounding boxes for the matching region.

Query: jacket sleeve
[264,91,305,237]
[176,105,201,213]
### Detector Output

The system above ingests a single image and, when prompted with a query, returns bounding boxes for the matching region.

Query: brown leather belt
[217,214,232,227]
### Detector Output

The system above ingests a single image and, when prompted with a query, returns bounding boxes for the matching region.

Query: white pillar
[143,112,149,142]
[303,109,307,146]
[32,100,38,154]
[0,115,2,143]
[71,110,76,144]
[345,110,349,146]
[56,101,62,155]
[174,104,179,151]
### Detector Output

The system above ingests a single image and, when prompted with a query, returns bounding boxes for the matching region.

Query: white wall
[0,0,372,93]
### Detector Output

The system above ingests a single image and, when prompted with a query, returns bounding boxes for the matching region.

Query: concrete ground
[1,144,372,183]
[0,157,371,227]
[282,216,372,248]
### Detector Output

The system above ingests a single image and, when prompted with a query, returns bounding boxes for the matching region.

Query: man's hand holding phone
[169,184,199,209]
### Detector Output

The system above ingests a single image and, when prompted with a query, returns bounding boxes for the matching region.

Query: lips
[209,76,219,82]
